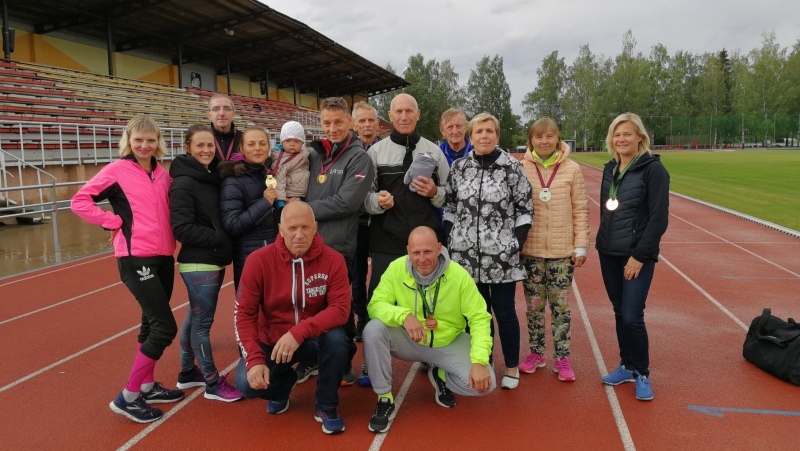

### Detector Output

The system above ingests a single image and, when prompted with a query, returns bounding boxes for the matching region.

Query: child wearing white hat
[269,121,310,208]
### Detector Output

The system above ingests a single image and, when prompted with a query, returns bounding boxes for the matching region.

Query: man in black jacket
[363,93,449,305]
[207,94,243,161]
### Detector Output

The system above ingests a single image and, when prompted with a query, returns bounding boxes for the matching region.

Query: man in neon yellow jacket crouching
[364,226,496,433]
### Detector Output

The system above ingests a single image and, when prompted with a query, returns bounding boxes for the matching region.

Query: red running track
[1,163,798,450]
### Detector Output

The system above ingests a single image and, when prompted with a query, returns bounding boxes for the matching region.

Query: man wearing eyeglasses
[207,94,243,161]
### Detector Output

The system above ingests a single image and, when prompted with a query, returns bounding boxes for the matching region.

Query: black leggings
[118,255,177,360]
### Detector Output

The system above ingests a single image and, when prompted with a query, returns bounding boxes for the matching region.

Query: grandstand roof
[7,0,409,97]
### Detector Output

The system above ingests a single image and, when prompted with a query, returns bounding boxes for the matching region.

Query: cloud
[263,0,798,115]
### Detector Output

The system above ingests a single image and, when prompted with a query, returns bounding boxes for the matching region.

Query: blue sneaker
[601,364,635,386]
[109,392,163,423]
[634,371,653,401]
[314,407,345,434]
[267,398,290,415]
[357,362,372,387]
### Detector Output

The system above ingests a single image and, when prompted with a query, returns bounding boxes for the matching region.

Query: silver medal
[538,189,552,202]
[605,198,619,211]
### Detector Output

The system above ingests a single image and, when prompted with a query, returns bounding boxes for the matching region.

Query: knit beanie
[280,121,305,143]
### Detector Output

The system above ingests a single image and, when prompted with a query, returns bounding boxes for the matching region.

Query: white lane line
[659,255,749,331]
[117,359,240,451]
[1,262,186,324]
[0,282,121,326]
[0,300,189,394]
[369,362,421,451]
[667,214,800,278]
[0,253,114,287]
[572,279,636,451]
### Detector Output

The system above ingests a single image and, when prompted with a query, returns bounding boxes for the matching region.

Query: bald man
[363,226,495,433]
[363,93,450,312]
[234,201,351,435]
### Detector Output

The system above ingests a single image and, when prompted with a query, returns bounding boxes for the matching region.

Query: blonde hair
[527,117,561,152]
[467,112,500,138]
[119,115,167,158]
[606,113,651,161]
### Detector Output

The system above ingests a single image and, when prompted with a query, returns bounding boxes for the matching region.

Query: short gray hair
[352,101,377,118]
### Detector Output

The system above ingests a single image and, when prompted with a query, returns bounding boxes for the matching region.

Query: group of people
[70,92,669,434]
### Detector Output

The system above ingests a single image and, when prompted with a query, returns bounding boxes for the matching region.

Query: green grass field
[570,150,800,231]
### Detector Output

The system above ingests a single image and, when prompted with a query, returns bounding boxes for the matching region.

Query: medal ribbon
[318,134,353,177]
[534,163,560,191]
[417,278,442,318]
[267,150,299,176]
[214,128,236,161]
[608,155,640,200]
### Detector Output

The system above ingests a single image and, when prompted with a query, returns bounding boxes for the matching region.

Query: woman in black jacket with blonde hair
[596,112,669,402]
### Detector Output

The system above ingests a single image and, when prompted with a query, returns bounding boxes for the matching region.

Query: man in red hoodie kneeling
[234,201,351,435]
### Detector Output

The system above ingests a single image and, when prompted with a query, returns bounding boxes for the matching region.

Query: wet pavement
[0,209,112,278]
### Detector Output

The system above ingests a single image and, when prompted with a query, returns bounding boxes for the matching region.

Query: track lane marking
[117,359,240,451]
[1,262,182,324]
[0,253,114,287]
[369,362,420,450]
[0,299,190,394]
[572,279,635,451]
[0,282,121,325]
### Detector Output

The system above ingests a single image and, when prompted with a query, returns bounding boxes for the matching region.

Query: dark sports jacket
[596,153,670,262]
[169,154,233,266]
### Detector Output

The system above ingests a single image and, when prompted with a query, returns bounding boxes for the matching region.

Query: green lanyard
[608,155,639,200]
[417,278,441,318]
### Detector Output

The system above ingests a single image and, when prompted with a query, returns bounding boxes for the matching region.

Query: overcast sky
[264,0,798,116]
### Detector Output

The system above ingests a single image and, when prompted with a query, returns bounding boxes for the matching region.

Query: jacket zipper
[476,158,485,281]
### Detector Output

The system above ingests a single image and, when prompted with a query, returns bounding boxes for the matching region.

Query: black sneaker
[296,361,319,384]
[368,398,396,433]
[341,363,355,386]
[142,382,185,404]
[109,392,163,423]
[428,366,456,408]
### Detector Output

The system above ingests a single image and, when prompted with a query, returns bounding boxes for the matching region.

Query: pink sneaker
[553,358,576,381]
[519,353,546,374]
[204,376,243,402]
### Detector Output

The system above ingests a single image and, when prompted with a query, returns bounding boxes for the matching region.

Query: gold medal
[317,174,327,184]
[425,315,438,330]
[606,198,619,211]
[539,189,552,202]
[265,175,277,189]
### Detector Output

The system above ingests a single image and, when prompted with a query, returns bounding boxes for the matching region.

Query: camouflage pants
[521,256,574,359]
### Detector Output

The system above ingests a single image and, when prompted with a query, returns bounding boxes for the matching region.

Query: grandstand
[0,0,406,227]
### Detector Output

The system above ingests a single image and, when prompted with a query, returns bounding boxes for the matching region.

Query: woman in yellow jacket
[519,118,589,381]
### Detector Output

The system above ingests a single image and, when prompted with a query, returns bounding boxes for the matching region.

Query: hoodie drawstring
[291,258,306,325]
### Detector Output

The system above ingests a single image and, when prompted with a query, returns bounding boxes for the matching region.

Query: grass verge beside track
[570,149,800,231]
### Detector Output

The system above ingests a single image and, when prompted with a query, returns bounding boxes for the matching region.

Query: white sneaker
[501,369,520,390]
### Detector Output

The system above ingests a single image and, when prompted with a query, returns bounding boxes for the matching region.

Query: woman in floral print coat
[443,112,533,390]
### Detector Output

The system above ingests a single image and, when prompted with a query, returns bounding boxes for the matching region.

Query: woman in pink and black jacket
[71,115,184,424]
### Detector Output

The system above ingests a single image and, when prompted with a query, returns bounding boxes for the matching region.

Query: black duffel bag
[742,308,800,385]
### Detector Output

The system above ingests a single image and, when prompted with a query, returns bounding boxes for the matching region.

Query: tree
[607,30,652,116]
[370,62,397,120]
[465,55,516,148]
[521,51,567,122]
[562,44,607,149]
[394,54,465,140]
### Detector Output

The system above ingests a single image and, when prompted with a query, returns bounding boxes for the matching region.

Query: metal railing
[0,145,65,262]
[0,119,189,167]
